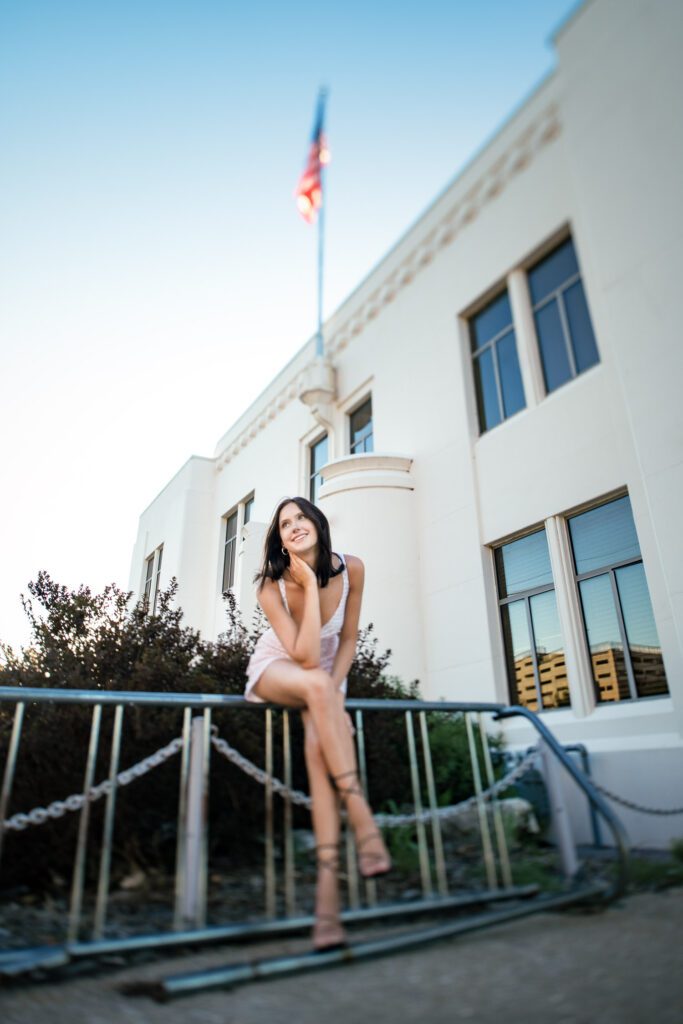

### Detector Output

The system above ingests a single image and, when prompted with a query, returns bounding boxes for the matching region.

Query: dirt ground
[1,888,682,1024]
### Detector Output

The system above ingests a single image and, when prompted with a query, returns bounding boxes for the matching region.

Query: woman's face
[278,502,318,556]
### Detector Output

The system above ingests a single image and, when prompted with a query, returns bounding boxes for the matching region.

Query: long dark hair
[254,496,337,589]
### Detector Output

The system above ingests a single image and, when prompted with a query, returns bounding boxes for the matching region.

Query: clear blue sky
[0,0,579,651]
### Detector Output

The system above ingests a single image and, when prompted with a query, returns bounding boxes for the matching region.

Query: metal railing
[0,686,629,983]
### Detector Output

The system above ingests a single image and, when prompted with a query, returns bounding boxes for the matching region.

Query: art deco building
[130,0,683,848]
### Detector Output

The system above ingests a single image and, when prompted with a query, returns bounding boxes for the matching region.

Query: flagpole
[316,158,325,359]
[316,89,327,359]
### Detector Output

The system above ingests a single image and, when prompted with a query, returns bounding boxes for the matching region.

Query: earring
[281,546,288,557]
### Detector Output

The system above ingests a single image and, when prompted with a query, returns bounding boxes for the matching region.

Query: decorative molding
[319,453,414,499]
[327,103,561,358]
[215,365,310,471]
[215,101,561,471]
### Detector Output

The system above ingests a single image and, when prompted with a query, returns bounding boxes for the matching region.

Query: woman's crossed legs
[254,660,391,948]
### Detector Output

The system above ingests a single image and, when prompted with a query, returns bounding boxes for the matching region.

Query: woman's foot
[312,913,347,953]
[356,830,392,878]
[331,772,392,879]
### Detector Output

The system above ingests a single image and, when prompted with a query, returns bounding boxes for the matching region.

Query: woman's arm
[258,554,322,668]
[330,555,365,689]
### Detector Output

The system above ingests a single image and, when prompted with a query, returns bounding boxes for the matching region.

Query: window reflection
[496,529,568,711]
[569,494,668,703]
[501,601,537,711]
[616,563,668,698]
[579,574,631,702]
[530,590,570,709]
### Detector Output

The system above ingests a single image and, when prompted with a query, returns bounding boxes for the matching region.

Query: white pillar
[508,268,545,410]
[545,515,596,719]
[319,454,425,687]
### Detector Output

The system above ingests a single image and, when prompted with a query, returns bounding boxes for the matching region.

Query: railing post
[180,713,210,927]
[539,737,579,880]
[0,701,25,873]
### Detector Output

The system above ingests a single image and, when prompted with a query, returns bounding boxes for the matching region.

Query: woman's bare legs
[303,711,346,949]
[254,661,390,875]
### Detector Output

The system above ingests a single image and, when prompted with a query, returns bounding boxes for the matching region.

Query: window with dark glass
[309,434,329,503]
[568,495,668,703]
[144,555,154,606]
[495,529,569,711]
[528,236,599,394]
[222,510,238,592]
[349,398,373,454]
[152,545,163,615]
[244,495,254,524]
[470,290,525,433]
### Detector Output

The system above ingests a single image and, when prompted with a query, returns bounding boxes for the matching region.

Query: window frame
[568,495,668,704]
[527,236,599,394]
[495,528,569,712]
[221,492,255,594]
[308,432,329,503]
[143,544,164,614]
[468,287,526,434]
[348,395,374,455]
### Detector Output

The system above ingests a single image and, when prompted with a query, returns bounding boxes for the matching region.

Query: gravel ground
[1,888,681,1024]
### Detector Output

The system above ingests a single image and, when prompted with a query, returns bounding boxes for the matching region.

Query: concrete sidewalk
[1,889,681,1024]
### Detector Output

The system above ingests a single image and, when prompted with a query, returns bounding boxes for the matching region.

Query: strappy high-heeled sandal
[315,842,343,876]
[312,844,348,953]
[312,912,348,954]
[331,772,392,879]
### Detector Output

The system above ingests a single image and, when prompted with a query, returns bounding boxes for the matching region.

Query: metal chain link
[210,734,539,827]
[2,737,184,832]
[6,723,679,837]
[591,781,683,816]
[210,735,313,809]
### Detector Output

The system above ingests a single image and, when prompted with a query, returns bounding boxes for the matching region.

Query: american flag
[295,91,330,224]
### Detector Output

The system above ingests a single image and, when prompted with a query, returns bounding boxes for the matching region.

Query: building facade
[130,0,683,848]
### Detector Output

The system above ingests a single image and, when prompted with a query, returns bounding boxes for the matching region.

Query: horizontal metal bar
[0,686,506,713]
[0,947,70,975]
[154,884,609,998]
[0,886,541,970]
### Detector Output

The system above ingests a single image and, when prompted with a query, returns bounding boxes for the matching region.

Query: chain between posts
[2,737,184,831]
[5,728,681,835]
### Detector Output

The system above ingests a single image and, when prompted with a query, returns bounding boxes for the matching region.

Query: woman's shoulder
[340,553,364,582]
[257,575,283,604]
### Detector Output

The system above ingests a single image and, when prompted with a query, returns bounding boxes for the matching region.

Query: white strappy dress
[244,558,350,703]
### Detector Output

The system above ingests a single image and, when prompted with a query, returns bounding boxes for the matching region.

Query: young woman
[245,496,391,952]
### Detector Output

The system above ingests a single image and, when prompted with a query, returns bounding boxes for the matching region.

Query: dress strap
[277,576,290,612]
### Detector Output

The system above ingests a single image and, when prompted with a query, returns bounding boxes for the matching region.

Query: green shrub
[0,574,423,891]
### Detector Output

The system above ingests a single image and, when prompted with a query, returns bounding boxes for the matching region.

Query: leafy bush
[0,574,423,891]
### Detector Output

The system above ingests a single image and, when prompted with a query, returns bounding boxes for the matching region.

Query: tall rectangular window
[143,545,163,613]
[152,545,163,614]
[309,434,329,503]
[222,510,239,592]
[470,290,525,433]
[528,236,599,394]
[350,397,373,454]
[144,555,154,606]
[568,495,668,703]
[495,529,569,711]
[221,493,254,593]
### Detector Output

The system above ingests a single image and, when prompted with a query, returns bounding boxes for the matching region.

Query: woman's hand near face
[287,552,318,590]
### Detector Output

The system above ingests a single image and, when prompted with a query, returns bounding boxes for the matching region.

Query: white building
[130,0,683,849]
